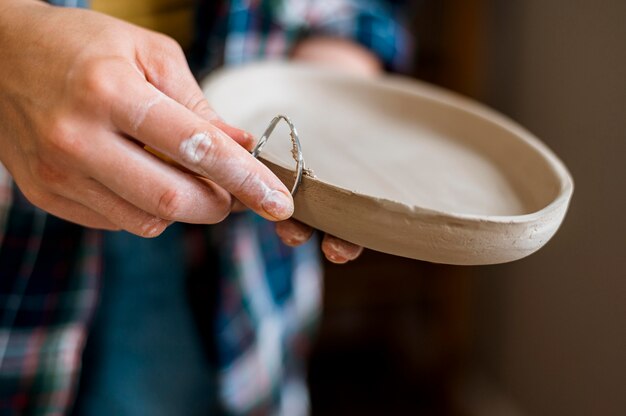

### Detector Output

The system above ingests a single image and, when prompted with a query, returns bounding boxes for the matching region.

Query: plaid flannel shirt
[0,0,410,414]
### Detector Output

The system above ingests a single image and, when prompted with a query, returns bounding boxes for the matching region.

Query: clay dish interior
[202,62,573,265]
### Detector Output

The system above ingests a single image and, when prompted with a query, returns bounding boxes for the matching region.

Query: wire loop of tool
[251,115,305,196]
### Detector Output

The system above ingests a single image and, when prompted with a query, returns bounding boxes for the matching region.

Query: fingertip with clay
[322,234,364,264]
[275,219,314,247]
[261,189,294,221]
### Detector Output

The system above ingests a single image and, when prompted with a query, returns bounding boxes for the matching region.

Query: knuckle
[31,159,68,188]
[235,170,258,197]
[157,183,232,224]
[78,59,119,104]
[156,188,182,219]
[144,34,187,82]
[157,34,185,57]
[149,33,186,67]
[187,95,213,118]
[179,130,219,171]
[46,117,71,147]
[44,117,85,158]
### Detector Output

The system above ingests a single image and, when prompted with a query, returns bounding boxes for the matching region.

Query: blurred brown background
[308,0,626,415]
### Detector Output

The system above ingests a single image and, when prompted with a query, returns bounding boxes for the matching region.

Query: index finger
[111,72,294,222]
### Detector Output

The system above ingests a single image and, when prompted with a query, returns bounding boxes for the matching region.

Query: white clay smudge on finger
[179,131,214,165]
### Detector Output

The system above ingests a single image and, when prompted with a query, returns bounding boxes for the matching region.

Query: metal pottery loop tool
[251,115,305,196]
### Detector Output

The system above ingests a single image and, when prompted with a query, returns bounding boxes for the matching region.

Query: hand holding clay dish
[202,62,574,265]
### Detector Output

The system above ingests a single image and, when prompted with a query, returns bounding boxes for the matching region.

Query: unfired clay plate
[202,62,573,265]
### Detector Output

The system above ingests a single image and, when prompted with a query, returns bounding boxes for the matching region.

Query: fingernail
[288,233,307,245]
[142,218,171,238]
[327,254,348,264]
[262,190,294,220]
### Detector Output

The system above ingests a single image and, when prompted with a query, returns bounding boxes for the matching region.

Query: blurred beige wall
[473,0,626,415]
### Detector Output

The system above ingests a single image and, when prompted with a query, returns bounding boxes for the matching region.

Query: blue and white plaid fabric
[0,0,411,414]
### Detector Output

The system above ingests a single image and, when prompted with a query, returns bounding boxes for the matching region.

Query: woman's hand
[0,1,294,237]
[272,36,382,263]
